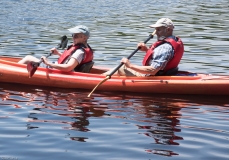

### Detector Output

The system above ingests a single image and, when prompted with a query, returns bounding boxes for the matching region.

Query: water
[0,0,229,159]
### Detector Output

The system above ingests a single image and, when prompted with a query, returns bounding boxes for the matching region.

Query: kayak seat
[75,61,94,73]
[165,67,179,76]
[156,67,178,76]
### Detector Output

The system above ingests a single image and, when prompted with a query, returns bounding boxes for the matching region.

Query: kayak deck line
[201,76,229,80]
[131,80,166,83]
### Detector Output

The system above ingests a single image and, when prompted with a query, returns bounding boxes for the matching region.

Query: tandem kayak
[1,56,229,95]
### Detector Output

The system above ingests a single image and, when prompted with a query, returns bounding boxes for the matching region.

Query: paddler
[104,18,184,76]
[18,25,93,72]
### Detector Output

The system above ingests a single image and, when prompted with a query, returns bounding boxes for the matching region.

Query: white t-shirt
[63,48,85,64]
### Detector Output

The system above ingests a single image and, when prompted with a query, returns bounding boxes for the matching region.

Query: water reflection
[0,83,229,157]
[23,91,108,142]
[99,94,183,156]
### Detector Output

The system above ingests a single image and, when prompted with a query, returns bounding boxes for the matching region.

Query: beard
[157,36,166,41]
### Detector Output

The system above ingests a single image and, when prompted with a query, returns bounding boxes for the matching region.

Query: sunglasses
[72,33,83,39]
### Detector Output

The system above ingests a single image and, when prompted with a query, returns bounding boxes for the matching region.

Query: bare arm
[129,64,159,75]
[121,58,159,75]
[42,56,79,72]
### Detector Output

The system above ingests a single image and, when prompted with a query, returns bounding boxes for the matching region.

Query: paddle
[87,30,156,97]
[27,35,68,78]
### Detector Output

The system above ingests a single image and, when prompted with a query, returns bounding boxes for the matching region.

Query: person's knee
[25,55,34,59]
[18,55,38,64]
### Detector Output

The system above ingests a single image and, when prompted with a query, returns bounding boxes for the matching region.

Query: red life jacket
[57,44,93,65]
[142,37,184,72]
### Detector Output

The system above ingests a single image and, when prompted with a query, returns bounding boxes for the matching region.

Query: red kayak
[1,56,229,95]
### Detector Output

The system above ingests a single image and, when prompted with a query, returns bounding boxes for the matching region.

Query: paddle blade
[27,62,40,78]
[59,35,68,49]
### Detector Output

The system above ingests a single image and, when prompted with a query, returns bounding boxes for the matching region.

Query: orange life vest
[142,37,184,72]
[57,44,93,67]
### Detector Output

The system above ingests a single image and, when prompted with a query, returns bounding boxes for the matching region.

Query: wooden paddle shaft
[107,30,156,77]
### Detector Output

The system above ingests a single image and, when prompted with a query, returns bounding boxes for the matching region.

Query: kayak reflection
[0,83,228,157]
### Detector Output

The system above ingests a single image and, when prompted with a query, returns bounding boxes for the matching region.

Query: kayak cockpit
[0,56,200,77]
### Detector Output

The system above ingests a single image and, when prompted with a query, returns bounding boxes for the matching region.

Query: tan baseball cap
[150,18,174,29]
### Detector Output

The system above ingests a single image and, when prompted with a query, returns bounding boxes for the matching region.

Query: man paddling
[18,25,93,72]
[105,18,184,76]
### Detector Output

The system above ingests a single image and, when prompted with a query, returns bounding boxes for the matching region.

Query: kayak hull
[1,56,229,95]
